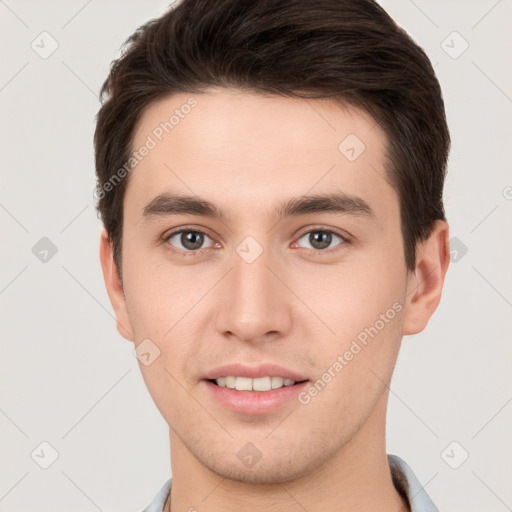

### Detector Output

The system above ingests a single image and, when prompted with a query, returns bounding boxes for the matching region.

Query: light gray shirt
[142,454,439,512]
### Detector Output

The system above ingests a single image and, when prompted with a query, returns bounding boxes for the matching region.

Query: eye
[163,227,348,255]
[295,229,347,252]
[165,229,216,252]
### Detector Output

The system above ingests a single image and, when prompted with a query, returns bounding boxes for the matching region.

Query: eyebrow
[141,192,375,221]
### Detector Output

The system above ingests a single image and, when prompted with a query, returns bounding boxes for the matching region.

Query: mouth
[207,375,307,391]
[202,365,310,414]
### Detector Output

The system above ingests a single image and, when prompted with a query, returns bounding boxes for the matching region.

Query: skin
[100,89,449,512]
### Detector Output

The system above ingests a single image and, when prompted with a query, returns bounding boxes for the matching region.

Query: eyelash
[162,226,351,256]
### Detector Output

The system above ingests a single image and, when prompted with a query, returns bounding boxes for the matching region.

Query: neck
[164,394,409,512]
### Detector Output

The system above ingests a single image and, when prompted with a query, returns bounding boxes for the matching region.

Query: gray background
[1,0,511,510]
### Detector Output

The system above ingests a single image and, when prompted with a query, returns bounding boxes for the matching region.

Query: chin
[207,459,313,485]
[195,438,336,485]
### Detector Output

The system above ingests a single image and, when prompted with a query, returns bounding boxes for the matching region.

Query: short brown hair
[94,0,450,273]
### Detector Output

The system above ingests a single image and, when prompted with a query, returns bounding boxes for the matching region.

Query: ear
[99,227,134,342]
[403,220,450,335]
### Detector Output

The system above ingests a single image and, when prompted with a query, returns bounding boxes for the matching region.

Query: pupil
[182,231,204,250]
[310,231,331,250]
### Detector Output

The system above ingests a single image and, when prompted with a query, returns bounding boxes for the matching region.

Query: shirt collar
[388,454,440,512]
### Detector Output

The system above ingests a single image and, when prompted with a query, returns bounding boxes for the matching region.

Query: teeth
[235,377,252,391]
[214,376,297,391]
[253,377,272,391]
[271,376,284,389]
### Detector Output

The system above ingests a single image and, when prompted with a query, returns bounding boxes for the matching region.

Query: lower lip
[203,380,309,415]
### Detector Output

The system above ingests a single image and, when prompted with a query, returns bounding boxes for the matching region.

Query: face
[101,89,446,484]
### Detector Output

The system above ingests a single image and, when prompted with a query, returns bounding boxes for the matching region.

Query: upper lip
[204,363,308,382]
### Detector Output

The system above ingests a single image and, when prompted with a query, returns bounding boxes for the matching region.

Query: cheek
[295,268,405,431]
[121,239,188,337]
[302,250,406,340]
[122,255,205,423]
[121,245,213,380]
[297,243,407,397]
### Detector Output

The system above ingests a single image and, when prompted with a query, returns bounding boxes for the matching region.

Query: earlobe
[99,227,134,342]
[403,220,450,335]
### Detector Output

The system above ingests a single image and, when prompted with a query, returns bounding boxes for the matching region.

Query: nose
[214,244,293,344]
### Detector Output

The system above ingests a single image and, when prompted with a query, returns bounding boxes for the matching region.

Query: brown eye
[166,230,214,252]
[296,230,345,251]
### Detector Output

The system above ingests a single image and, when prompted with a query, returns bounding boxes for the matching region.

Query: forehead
[125,89,396,223]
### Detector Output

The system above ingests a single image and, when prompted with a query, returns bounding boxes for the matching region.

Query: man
[94,0,450,510]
